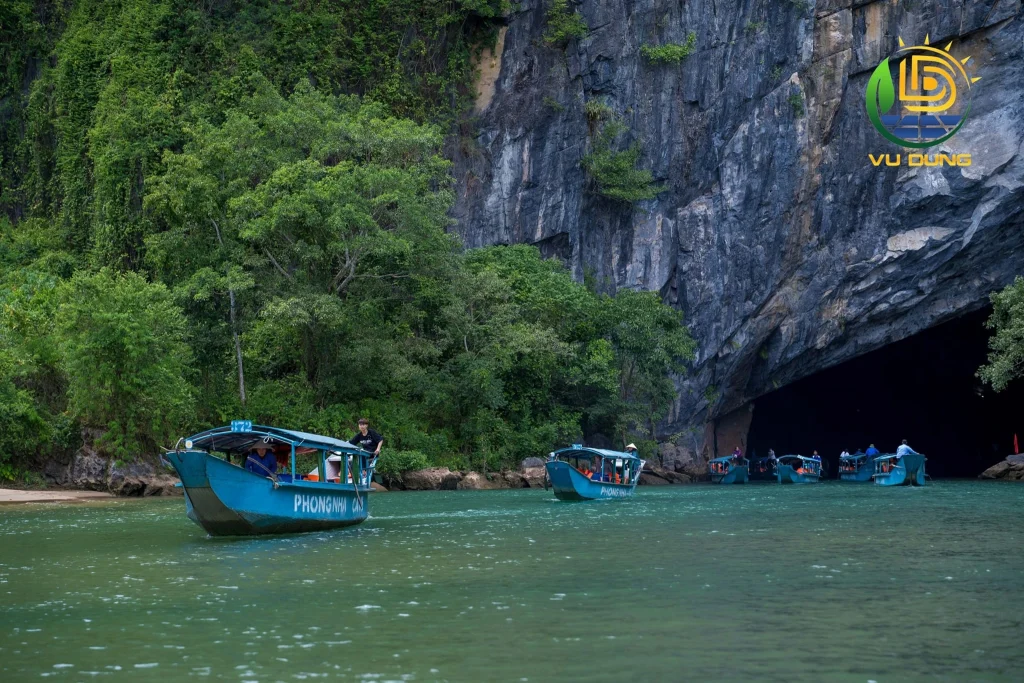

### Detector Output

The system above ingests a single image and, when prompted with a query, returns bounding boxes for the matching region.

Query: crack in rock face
[452,0,1024,463]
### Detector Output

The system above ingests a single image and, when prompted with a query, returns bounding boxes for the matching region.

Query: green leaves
[543,0,588,46]
[582,120,663,203]
[640,32,697,64]
[56,269,195,458]
[978,276,1024,392]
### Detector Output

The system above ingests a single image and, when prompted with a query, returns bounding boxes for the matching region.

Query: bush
[788,92,805,117]
[375,449,430,479]
[640,32,697,64]
[57,269,195,458]
[582,121,663,202]
[978,276,1024,392]
[544,0,588,45]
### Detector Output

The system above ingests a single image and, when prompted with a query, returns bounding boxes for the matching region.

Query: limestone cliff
[453,0,1024,467]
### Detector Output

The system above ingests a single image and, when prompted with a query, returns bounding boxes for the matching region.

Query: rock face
[457,471,501,490]
[979,455,1024,480]
[402,467,463,490]
[53,441,181,496]
[454,1,1024,465]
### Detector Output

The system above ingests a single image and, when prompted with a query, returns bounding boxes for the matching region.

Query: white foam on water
[355,605,381,611]
[134,663,158,668]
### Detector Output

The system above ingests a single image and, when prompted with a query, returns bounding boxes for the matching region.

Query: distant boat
[873,452,927,486]
[708,456,748,484]
[164,422,375,536]
[776,455,821,484]
[748,456,778,481]
[839,452,874,482]
[544,445,643,501]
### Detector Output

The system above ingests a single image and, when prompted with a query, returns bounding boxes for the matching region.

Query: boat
[839,452,874,482]
[748,456,778,481]
[163,421,376,536]
[708,456,749,484]
[544,445,643,500]
[776,455,821,484]
[873,452,927,486]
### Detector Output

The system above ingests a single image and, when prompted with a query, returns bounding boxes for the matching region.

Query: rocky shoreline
[14,432,710,498]
[382,457,697,492]
[978,455,1024,481]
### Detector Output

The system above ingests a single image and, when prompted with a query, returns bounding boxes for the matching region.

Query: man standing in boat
[896,439,918,457]
[350,418,383,461]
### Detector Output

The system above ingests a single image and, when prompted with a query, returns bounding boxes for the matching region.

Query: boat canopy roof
[183,422,370,455]
[840,453,868,460]
[551,445,641,461]
[709,455,746,464]
[779,454,818,462]
[873,452,902,460]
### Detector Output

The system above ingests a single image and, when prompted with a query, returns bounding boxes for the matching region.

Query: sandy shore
[0,488,114,504]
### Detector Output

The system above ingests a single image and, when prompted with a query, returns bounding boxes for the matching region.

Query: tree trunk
[212,219,246,407]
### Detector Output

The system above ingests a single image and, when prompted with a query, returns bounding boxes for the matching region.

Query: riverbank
[0,488,114,504]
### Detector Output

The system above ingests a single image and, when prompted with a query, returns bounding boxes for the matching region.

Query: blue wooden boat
[776,455,821,484]
[748,456,778,481]
[839,452,874,482]
[163,421,375,536]
[708,456,749,484]
[873,452,927,486]
[544,445,643,501]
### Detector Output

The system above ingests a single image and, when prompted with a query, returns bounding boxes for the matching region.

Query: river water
[1,481,1022,681]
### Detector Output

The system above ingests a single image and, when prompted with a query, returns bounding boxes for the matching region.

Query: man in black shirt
[349,418,383,460]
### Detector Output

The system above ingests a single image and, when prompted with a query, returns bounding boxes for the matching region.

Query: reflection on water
[1,482,1023,681]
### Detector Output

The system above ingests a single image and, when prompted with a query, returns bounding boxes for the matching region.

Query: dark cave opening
[746,309,1024,479]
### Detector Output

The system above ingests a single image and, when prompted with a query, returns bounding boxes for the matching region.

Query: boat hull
[545,461,638,500]
[840,463,874,482]
[164,450,369,536]
[874,453,927,487]
[711,465,749,484]
[777,464,820,484]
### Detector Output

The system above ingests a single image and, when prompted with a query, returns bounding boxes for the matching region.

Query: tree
[57,269,194,458]
[600,289,696,444]
[979,276,1024,392]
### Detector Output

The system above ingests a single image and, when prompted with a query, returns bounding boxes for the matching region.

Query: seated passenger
[245,444,277,477]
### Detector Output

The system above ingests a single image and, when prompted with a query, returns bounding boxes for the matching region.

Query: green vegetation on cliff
[640,32,697,64]
[0,0,694,479]
[979,276,1024,392]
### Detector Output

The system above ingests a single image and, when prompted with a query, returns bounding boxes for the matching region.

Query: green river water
[1,481,1023,681]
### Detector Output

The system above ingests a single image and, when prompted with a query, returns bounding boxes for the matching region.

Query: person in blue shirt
[865,444,880,457]
[590,457,603,481]
[896,439,917,457]
[245,444,277,477]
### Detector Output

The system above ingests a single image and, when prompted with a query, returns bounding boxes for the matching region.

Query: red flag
[1015,433,1020,455]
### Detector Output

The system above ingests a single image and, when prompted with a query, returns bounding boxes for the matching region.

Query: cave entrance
[746,309,1024,478]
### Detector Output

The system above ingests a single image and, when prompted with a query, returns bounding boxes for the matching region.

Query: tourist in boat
[896,439,918,457]
[840,448,850,458]
[866,443,880,457]
[245,444,277,477]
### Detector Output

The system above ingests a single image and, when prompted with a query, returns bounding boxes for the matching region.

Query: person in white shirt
[840,449,850,458]
[895,439,917,457]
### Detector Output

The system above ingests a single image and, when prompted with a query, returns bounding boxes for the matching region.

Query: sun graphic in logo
[865,35,980,148]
